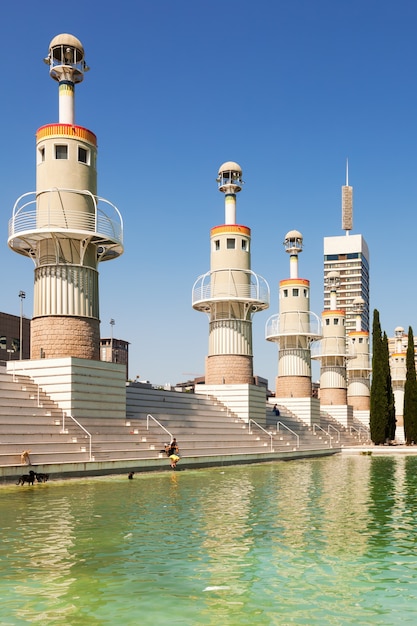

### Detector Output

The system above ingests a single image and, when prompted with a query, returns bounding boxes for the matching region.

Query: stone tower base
[205,354,253,385]
[276,375,312,398]
[320,388,347,406]
[347,395,370,411]
[31,316,100,360]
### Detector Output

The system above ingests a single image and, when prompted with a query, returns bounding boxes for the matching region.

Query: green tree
[403,326,417,445]
[383,332,396,441]
[370,310,388,444]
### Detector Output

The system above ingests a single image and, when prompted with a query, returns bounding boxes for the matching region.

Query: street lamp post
[110,319,115,363]
[19,291,26,360]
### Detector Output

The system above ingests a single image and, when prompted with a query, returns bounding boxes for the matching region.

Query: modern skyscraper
[323,165,370,336]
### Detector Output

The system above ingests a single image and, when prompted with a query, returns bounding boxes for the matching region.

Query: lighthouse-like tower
[389,326,407,442]
[8,34,123,361]
[312,271,353,426]
[192,162,269,421]
[265,231,321,421]
[347,297,371,418]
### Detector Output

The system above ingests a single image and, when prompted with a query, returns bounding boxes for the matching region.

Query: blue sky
[1,0,416,386]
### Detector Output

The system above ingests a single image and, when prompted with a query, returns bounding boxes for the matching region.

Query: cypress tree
[403,326,417,445]
[370,309,388,444]
[383,332,396,442]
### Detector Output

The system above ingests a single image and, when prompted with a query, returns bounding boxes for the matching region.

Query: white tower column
[193,162,269,385]
[8,34,123,360]
[347,297,371,411]
[266,231,321,398]
[313,272,348,406]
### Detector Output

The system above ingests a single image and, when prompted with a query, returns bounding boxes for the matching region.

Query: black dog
[128,472,135,479]
[17,470,36,486]
[36,473,49,483]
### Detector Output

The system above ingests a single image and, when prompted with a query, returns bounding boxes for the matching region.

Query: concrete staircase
[0,369,347,468]
[265,403,371,449]
[0,366,89,465]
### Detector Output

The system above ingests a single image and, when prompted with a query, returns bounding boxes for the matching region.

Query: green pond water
[1,454,417,625]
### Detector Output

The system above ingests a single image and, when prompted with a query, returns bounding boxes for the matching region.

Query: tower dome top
[216,161,243,194]
[394,326,404,333]
[327,270,340,279]
[218,161,242,176]
[48,33,85,61]
[45,33,88,85]
[284,229,303,241]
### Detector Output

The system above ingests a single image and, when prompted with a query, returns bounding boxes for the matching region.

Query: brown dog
[21,450,31,465]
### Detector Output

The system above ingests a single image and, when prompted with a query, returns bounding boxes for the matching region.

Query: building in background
[100,337,129,379]
[0,313,30,361]
[388,326,417,443]
[323,165,370,336]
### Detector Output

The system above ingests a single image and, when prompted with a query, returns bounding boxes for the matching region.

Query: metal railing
[312,423,332,447]
[192,268,270,306]
[62,412,92,460]
[277,421,300,449]
[327,424,340,443]
[248,419,274,451]
[8,189,123,247]
[146,414,172,440]
[349,425,369,441]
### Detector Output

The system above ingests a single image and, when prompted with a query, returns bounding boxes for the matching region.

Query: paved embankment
[1,447,340,484]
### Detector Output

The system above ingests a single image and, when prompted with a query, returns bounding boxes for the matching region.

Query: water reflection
[2,457,417,624]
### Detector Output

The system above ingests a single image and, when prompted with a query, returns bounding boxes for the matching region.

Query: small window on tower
[78,147,89,164]
[227,238,235,249]
[334,318,339,325]
[293,288,299,297]
[283,289,288,298]
[38,146,45,163]
[241,239,248,251]
[326,319,330,325]
[55,144,68,160]
[214,240,220,251]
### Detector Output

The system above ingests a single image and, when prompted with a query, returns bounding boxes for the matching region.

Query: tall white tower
[8,34,123,360]
[347,297,371,414]
[265,230,321,399]
[389,326,407,440]
[312,271,350,415]
[192,162,269,385]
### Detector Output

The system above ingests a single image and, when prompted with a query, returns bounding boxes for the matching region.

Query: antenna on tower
[342,158,353,235]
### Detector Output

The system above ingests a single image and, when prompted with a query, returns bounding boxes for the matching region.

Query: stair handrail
[349,425,368,441]
[327,423,340,443]
[146,414,172,440]
[276,421,300,449]
[62,412,92,460]
[312,423,332,447]
[248,419,274,451]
